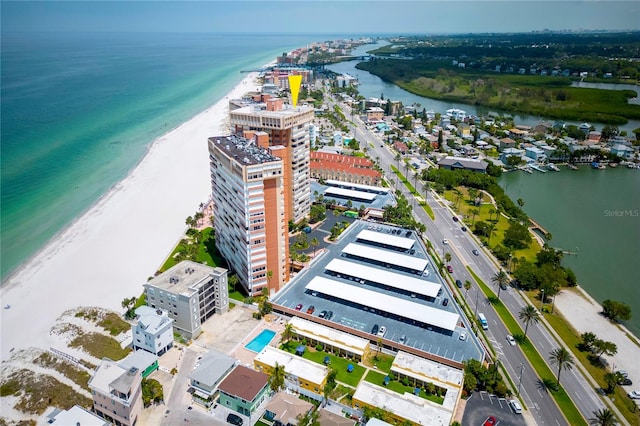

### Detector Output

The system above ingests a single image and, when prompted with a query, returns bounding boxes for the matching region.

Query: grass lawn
[161,227,225,271]
[97,312,131,336]
[468,268,587,426]
[363,352,395,373]
[443,188,540,262]
[70,332,131,361]
[364,370,445,405]
[280,343,365,387]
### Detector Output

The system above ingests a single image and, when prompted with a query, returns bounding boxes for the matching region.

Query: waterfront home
[533,122,553,135]
[499,148,525,164]
[131,306,174,356]
[89,359,143,426]
[119,350,159,379]
[438,156,488,173]
[189,350,236,408]
[218,365,271,417]
[611,144,635,160]
[588,131,602,143]
[525,146,547,162]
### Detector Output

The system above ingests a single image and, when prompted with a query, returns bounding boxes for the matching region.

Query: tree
[601,299,632,322]
[581,332,598,353]
[517,198,525,208]
[549,347,575,386]
[519,305,540,340]
[593,339,617,362]
[589,408,619,426]
[141,378,164,407]
[228,274,239,294]
[121,296,137,319]
[269,362,286,392]
[603,372,621,395]
[281,323,294,344]
[311,237,319,257]
[464,280,472,299]
[492,270,509,300]
[503,221,532,250]
[470,208,481,225]
[445,252,452,264]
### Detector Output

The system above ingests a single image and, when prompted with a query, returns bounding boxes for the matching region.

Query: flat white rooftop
[353,381,453,426]
[325,179,389,194]
[325,258,439,298]
[356,229,414,250]
[341,243,428,272]
[324,187,377,202]
[305,277,459,332]
[254,346,328,386]
[392,351,464,388]
[289,317,369,356]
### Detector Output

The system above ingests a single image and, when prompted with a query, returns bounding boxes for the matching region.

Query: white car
[459,331,467,341]
[443,239,449,245]
[629,390,640,400]
[377,326,387,337]
[506,335,516,346]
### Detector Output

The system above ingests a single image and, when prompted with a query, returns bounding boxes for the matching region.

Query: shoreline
[0,71,261,361]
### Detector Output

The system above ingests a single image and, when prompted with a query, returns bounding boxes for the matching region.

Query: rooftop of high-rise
[209,134,281,166]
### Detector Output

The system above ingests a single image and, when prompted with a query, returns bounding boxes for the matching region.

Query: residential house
[318,408,357,426]
[218,365,271,417]
[119,350,159,379]
[310,152,381,186]
[89,358,143,426]
[437,156,488,173]
[131,306,173,356]
[366,107,384,123]
[525,146,546,162]
[499,137,517,151]
[189,350,236,407]
[262,392,314,426]
[611,144,635,160]
[393,141,409,154]
[45,405,110,426]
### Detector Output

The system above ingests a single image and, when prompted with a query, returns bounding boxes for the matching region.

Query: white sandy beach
[0,73,260,361]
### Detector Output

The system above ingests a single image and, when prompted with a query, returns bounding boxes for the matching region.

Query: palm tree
[491,270,509,300]
[589,408,618,426]
[454,189,462,208]
[489,208,496,222]
[265,271,273,292]
[444,252,452,264]
[470,208,481,225]
[519,305,540,340]
[281,323,294,344]
[311,237,319,257]
[464,280,472,299]
[422,181,430,201]
[517,198,525,208]
[395,152,401,168]
[549,347,575,387]
[269,362,286,392]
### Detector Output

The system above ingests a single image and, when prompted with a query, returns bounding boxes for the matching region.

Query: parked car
[447,265,453,273]
[456,279,463,288]
[483,416,497,426]
[326,311,334,320]
[628,390,640,399]
[399,335,406,344]
[371,324,379,335]
[472,249,480,256]
[619,378,633,386]
[506,335,516,346]
[377,326,387,337]
[509,399,523,414]
[617,370,629,378]
[459,331,467,341]
[306,305,315,314]
[295,303,303,311]
[443,298,449,306]
[319,310,327,318]
[227,413,243,425]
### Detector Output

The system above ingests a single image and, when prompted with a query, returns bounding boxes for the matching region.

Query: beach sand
[0,73,260,361]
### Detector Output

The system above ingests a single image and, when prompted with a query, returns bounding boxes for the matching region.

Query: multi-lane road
[333,97,609,425]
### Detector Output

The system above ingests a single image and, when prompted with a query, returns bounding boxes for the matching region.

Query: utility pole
[517,362,525,395]
[474,287,480,320]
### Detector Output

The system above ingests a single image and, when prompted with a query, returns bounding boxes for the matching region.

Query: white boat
[530,164,547,173]
[547,163,560,172]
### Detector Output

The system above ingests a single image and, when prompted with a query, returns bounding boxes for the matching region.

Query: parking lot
[274,219,485,364]
[462,392,527,426]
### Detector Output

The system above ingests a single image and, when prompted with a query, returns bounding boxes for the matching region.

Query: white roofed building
[131,305,173,356]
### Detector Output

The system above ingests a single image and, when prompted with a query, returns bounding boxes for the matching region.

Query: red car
[447,265,453,273]
[483,416,497,426]
[295,304,303,311]
[306,305,315,314]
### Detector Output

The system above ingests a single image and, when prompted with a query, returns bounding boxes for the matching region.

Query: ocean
[0,32,326,281]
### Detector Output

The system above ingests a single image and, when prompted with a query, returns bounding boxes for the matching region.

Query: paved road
[332,96,608,425]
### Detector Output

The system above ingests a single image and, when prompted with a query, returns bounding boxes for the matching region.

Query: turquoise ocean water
[1,32,329,281]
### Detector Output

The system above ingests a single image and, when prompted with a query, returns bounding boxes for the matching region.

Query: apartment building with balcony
[229,99,314,224]
[143,260,229,339]
[208,135,289,296]
[89,359,143,426]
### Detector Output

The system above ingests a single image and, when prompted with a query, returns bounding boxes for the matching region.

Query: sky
[2,1,639,34]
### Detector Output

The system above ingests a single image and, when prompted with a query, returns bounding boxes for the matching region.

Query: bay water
[1,32,325,281]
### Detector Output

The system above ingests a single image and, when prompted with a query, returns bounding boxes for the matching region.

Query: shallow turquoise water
[245,329,276,353]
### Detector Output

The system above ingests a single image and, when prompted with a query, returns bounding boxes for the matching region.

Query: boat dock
[530,164,547,173]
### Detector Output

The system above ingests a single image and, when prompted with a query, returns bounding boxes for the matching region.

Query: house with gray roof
[188,349,236,407]
[132,305,174,356]
[437,156,488,173]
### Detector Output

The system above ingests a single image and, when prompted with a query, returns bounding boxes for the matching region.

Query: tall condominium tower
[208,135,289,296]
[229,98,314,224]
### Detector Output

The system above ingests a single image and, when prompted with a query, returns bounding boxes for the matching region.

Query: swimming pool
[245,329,276,353]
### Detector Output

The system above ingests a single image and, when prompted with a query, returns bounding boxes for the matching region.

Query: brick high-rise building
[229,100,314,224]
[208,135,288,296]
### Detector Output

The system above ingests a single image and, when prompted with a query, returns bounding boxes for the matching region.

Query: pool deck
[228,312,288,368]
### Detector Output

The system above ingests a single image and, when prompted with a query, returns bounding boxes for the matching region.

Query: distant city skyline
[3,1,639,34]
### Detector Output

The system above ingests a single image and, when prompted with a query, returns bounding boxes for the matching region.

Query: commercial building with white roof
[289,316,371,360]
[324,186,378,202]
[341,243,429,274]
[254,346,328,396]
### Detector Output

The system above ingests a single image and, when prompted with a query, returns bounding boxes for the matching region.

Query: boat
[567,164,578,170]
[598,164,606,170]
[547,163,560,172]
[591,161,603,169]
[530,164,547,173]
[609,163,618,168]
